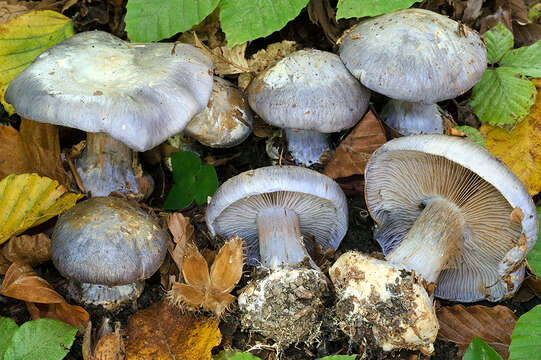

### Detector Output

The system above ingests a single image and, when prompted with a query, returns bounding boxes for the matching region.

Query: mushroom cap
[184,77,253,148]
[365,135,537,301]
[339,9,487,103]
[246,49,369,133]
[5,31,214,152]
[52,197,169,286]
[206,166,348,264]
[330,252,438,354]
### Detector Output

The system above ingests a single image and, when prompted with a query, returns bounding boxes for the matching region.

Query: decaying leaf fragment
[168,236,244,316]
[0,118,71,187]
[437,304,517,359]
[323,111,387,179]
[83,319,124,360]
[125,301,221,360]
[168,212,195,273]
[0,233,51,274]
[0,173,83,245]
[481,78,541,196]
[0,262,90,329]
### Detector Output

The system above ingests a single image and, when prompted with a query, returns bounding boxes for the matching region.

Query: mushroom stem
[75,132,140,197]
[256,206,311,268]
[284,129,330,166]
[380,100,443,136]
[67,279,145,310]
[386,196,465,283]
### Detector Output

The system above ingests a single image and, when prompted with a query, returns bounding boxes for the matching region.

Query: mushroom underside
[365,150,522,301]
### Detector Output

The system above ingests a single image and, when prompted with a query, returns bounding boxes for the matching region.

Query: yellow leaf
[480,79,541,196]
[125,301,221,360]
[0,10,74,114]
[0,173,83,244]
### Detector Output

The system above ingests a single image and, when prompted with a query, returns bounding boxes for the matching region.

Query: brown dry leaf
[167,212,195,272]
[0,118,71,187]
[0,1,32,25]
[83,319,125,360]
[0,262,89,328]
[247,40,298,73]
[169,236,244,316]
[125,301,221,360]
[0,233,51,274]
[514,22,541,46]
[324,111,387,179]
[525,275,541,299]
[480,79,541,196]
[437,304,517,358]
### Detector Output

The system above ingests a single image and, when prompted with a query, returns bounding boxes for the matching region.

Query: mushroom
[330,252,438,354]
[339,9,486,136]
[246,49,369,165]
[5,31,213,198]
[51,196,169,310]
[206,166,348,345]
[364,135,538,302]
[184,76,253,148]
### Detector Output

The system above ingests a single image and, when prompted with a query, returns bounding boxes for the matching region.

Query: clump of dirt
[238,267,329,349]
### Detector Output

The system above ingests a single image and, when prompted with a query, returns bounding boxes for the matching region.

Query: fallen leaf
[0,119,71,187]
[169,236,244,316]
[167,212,195,273]
[83,319,124,360]
[0,262,89,329]
[0,10,74,114]
[247,40,298,73]
[514,22,541,47]
[525,275,541,299]
[0,233,51,274]
[480,78,541,196]
[0,173,83,245]
[324,111,387,179]
[125,301,221,360]
[0,1,32,25]
[437,304,517,359]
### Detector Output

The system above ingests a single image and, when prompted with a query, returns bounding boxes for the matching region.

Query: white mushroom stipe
[257,207,310,268]
[380,100,444,136]
[386,196,465,283]
[285,129,331,166]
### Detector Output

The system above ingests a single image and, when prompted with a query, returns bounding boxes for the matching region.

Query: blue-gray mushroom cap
[51,197,169,285]
[5,31,214,152]
[206,166,348,264]
[339,9,487,103]
[246,49,369,133]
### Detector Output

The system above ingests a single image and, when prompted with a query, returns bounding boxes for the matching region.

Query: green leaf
[219,0,309,47]
[318,356,357,360]
[484,23,514,64]
[163,151,218,210]
[463,338,502,360]
[336,0,421,19]
[453,126,486,147]
[500,40,541,77]
[0,317,18,359]
[213,350,262,359]
[526,207,541,276]
[470,67,537,127]
[3,318,77,360]
[0,10,74,114]
[509,305,541,360]
[125,0,220,42]
[194,164,218,205]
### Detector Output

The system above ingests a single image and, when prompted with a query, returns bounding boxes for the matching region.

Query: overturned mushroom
[339,9,486,135]
[330,252,438,354]
[206,166,348,346]
[6,31,213,198]
[247,49,369,165]
[365,135,538,301]
[51,197,168,310]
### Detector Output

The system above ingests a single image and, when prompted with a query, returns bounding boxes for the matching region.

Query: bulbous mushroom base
[67,279,145,311]
[330,252,438,355]
[238,268,328,347]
